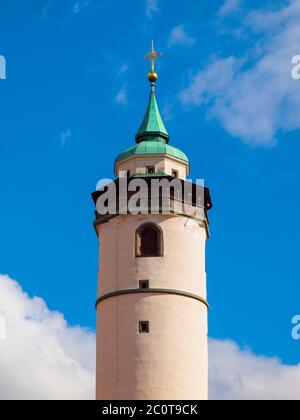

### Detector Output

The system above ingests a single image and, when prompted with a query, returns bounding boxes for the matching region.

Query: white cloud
[0,275,300,400]
[162,100,175,122]
[60,130,71,147]
[73,2,81,14]
[73,0,90,14]
[146,0,159,19]
[0,275,95,400]
[168,25,195,48]
[117,63,129,77]
[209,339,300,400]
[0,55,6,80]
[180,0,300,146]
[218,0,241,18]
[42,3,52,20]
[115,84,128,106]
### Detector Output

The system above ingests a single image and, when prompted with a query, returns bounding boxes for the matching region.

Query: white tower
[93,46,212,400]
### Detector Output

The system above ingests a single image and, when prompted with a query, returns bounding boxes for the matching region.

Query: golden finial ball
[148,71,158,83]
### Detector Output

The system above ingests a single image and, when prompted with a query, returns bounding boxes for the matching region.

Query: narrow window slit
[139,321,150,334]
[139,280,150,289]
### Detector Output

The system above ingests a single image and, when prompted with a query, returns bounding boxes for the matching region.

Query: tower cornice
[95,288,209,309]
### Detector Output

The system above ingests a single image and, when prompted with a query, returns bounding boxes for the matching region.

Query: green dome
[115,138,189,163]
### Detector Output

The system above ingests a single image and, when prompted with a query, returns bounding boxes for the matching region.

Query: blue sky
[0,0,300,376]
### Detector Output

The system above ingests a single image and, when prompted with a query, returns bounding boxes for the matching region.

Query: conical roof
[135,84,169,144]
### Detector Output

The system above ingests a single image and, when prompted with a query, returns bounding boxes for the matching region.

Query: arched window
[135,223,163,257]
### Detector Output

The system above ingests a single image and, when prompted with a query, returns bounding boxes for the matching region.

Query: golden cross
[145,41,162,73]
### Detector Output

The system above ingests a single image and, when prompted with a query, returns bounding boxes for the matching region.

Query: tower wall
[115,155,188,179]
[96,214,208,400]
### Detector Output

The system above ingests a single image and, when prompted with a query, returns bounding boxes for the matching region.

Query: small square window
[172,170,179,178]
[139,321,150,334]
[139,280,149,289]
[146,166,155,174]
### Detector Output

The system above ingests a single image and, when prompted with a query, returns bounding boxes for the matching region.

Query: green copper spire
[136,83,169,143]
[136,43,169,143]
[115,43,189,166]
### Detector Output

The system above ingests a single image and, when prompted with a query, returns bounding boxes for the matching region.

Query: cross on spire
[145,41,162,83]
